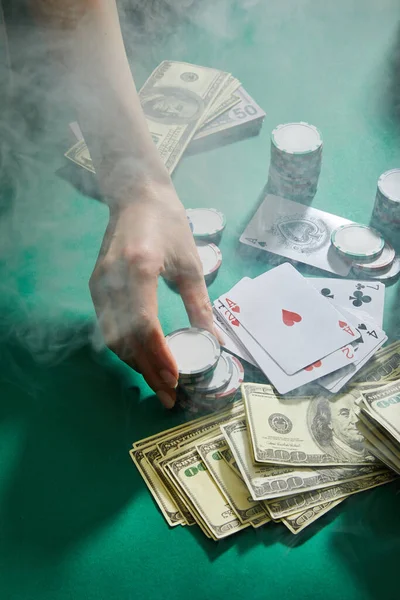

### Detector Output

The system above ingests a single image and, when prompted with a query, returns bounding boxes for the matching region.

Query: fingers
[90,258,178,408]
[178,271,224,345]
[126,263,178,407]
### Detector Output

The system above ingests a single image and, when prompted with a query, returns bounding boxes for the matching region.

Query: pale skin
[30,0,220,408]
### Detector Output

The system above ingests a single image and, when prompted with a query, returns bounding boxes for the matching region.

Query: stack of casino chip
[267,122,323,202]
[186,208,226,284]
[330,223,400,282]
[372,169,400,236]
[165,327,244,414]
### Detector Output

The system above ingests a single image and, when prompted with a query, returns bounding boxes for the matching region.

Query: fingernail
[160,369,178,389]
[157,390,175,409]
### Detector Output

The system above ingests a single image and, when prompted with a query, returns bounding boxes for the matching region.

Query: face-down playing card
[218,263,360,375]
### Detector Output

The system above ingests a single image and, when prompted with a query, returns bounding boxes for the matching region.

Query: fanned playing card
[310,278,385,328]
[214,297,358,394]
[218,263,360,375]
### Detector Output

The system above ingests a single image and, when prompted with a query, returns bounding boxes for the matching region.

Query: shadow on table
[331,483,400,599]
[0,327,173,569]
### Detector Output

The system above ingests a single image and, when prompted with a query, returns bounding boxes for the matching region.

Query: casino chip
[182,351,233,394]
[353,255,400,282]
[272,122,323,154]
[177,355,244,415]
[331,224,385,261]
[186,208,226,240]
[373,169,400,228]
[202,355,244,401]
[165,327,220,377]
[352,241,396,273]
[268,122,323,202]
[196,242,222,280]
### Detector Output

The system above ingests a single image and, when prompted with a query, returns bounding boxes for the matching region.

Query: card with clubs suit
[310,278,385,328]
[218,263,360,375]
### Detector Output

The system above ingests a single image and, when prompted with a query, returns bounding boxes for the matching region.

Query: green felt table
[1,1,400,599]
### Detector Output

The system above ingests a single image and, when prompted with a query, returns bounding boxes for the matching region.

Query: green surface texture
[1,1,400,599]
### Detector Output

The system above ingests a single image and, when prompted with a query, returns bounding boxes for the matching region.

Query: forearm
[30,0,170,205]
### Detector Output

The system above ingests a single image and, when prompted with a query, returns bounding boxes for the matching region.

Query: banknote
[266,470,396,519]
[360,380,400,443]
[198,75,241,127]
[167,448,248,539]
[157,401,244,456]
[358,410,400,458]
[353,341,400,384]
[281,499,345,535]
[143,445,195,525]
[65,61,230,175]
[242,384,377,467]
[357,420,400,475]
[130,448,184,527]
[189,86,265,152]
[196,434,268,524]
[220,419,384,501]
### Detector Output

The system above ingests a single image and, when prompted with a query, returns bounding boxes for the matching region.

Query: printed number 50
[233,105,258,119]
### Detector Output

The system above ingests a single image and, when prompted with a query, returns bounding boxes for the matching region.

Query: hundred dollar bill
[358,409,400,458]
[65,60,230,175]
[157,401,244,456]
[143,445,195,525]
[353,340,400,384]
[281,499,345,535]
[220,419,384,501]
[158,446,209,529]
[362,438,400,474]
[357,420,400,474]
[250,514,272,528]
[266,470,396,519]
[196,434,268,524]
[242,383,377,466]
[129,448,184,527]
[167,448,248,540]
[360,380,400,442]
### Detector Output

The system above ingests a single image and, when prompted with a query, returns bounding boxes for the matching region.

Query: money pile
[358,380,400,474]
[130,341,399,538]
[65,61,265,174]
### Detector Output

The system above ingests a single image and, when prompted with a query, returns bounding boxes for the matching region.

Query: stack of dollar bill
[130,341,400,539]
[65,61,265,174]
[357,380,400,475]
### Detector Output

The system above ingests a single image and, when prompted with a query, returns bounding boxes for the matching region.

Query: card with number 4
[214,296,358,395]
[318,307,387,393]
[219,263,360,375]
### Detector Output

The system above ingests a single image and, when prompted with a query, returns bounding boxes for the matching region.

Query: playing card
[310,278,385,328]
[220,263,360,375]
[240,193,353,276]
[318,307,387,392]
[213,308,257,367]
[214,291,358,395]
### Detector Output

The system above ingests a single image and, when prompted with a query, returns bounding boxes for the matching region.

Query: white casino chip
[165,327,220,376]
[353,241,395,272]
[203,355,244,400]
[182,351,233,394]
[186,208,226,238]
[378,169,400,201]
[272,122,323,154]
[196,242,222,277]
[331,224,384,260]
[353,256,400,281]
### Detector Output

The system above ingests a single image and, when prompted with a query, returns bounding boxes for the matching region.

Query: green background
[1,1,400,599]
